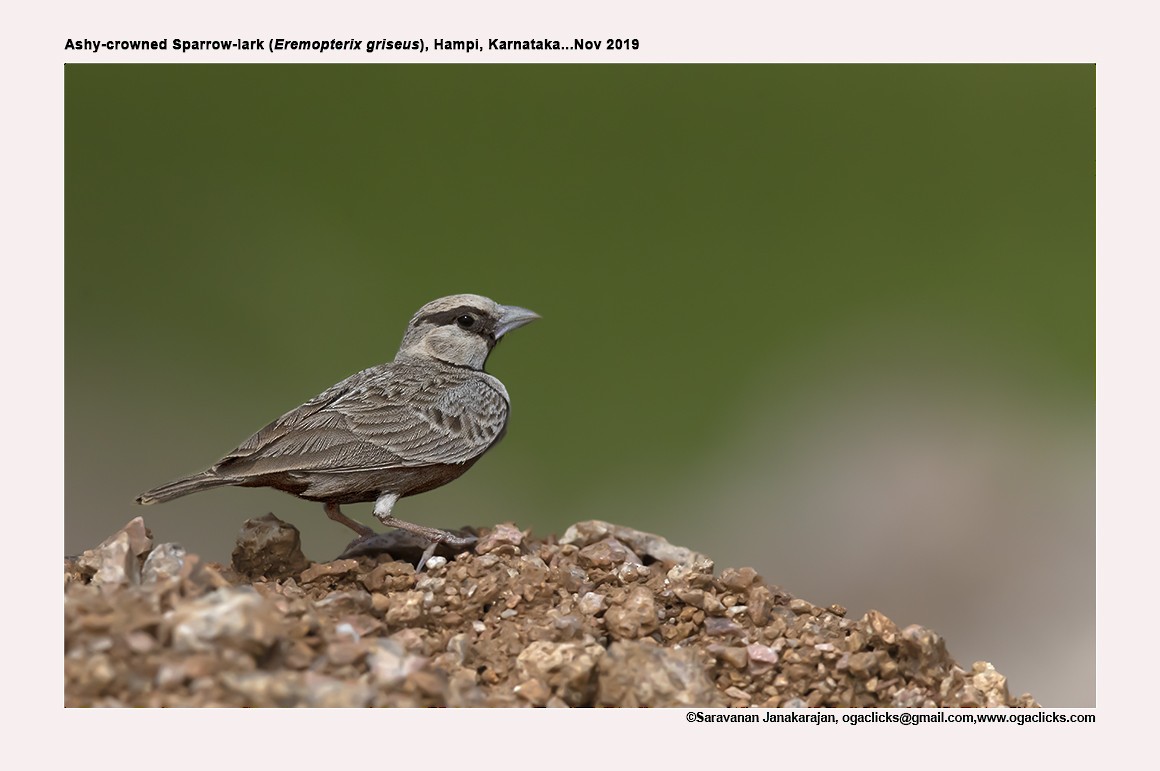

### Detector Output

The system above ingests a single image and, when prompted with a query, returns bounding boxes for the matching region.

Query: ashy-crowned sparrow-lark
[136,293,539,548]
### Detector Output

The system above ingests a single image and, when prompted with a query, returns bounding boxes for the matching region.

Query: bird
[136,293,540,549]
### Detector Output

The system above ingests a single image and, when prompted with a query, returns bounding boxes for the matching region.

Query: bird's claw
[416,542,440,572]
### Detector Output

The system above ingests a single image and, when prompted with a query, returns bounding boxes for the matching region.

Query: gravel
[64,515,1039,708]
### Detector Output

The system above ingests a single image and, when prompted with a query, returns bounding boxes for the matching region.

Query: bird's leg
[373,492,476,548]
[324,502,375,538]
[377,514,477,548]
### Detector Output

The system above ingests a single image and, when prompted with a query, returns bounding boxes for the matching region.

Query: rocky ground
[64,515,1039,708]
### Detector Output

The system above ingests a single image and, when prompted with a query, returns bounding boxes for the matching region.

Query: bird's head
[395,294,540,370]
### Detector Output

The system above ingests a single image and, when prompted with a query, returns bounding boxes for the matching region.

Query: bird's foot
[416,541,441,573]
[336,520,477,565]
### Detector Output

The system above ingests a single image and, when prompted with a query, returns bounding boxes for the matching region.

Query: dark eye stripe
[414,305,488,327]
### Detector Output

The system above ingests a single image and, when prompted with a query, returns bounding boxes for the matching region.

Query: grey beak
[495,305,541,338]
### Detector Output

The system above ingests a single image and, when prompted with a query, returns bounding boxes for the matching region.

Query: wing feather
[214,364,510,478]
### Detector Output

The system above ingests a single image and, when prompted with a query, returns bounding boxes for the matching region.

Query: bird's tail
[135,471,232,505]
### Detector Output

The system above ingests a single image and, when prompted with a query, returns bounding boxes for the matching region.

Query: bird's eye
[456,314,476,329]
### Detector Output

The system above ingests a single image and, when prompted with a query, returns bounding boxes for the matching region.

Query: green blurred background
[66,65,1093,704]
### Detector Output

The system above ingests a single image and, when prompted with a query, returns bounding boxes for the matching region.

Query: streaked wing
[215,365,509,477]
